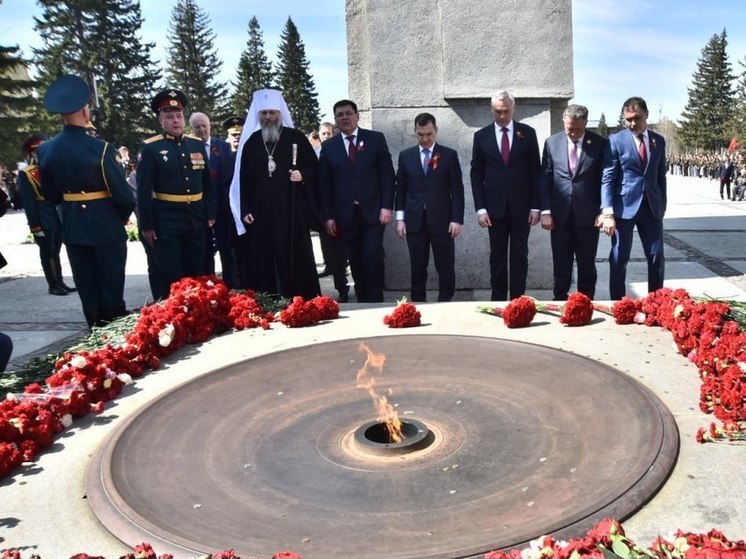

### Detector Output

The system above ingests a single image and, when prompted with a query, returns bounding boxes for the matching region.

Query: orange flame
[356,343,403,443]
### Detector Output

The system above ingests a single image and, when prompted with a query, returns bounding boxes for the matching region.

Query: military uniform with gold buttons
[37,74,136,328]
[18,132,77,296]
[136,89,216,300]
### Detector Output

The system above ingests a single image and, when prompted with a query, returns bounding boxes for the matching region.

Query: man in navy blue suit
[395,113,464,302]
[189,112,238,287]
[539,104,607,300]
[470,90,541,301]
[319,99,396,302]
[600,96,667,300]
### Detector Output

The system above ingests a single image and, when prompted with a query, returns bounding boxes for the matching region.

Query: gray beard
[261,122,282,144]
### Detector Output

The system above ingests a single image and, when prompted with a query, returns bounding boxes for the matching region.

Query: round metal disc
[87,335,678,559]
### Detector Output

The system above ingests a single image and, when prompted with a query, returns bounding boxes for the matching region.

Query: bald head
[189,112,211,141]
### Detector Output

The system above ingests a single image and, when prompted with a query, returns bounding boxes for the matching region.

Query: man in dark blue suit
[189,112,238,288]
[470,90,541,301]
[539,104,607,300]
[319,99,396,302]
[600,96,667,300]
[395,113,464,302]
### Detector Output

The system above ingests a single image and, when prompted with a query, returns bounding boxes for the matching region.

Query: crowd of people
[2,72,729,371]
[668,151,746,201]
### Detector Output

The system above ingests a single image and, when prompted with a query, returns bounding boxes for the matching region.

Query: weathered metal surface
[87,335,679,559]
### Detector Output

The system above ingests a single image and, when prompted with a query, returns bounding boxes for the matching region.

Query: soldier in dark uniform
[223,115,244,152]
[18,132,77,296]
[136,89,216,300]
[38,74,136,328]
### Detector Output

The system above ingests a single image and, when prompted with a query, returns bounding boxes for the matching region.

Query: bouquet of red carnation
[559,292,594,326]
[311,295,340,321]
[279,296,322,327]
[611,296,643,324]
[228,292,274,330]
[383,298,421,328]
[478,296,537,328]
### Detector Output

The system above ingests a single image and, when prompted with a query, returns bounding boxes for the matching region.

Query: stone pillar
[346,0,574,293]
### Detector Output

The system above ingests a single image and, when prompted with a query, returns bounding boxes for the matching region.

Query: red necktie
[501,127,510,166]
[347,135,356,164]
[638,134,647,169]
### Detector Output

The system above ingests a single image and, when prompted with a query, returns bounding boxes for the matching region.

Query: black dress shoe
[49,285,68,296]
[318,268,332,278]
[337,291,349,303]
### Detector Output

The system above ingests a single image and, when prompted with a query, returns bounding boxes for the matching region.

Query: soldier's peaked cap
[43,75,91,114]
[22,132,49,154]
[151,89,188,114]
[222,115,245,132]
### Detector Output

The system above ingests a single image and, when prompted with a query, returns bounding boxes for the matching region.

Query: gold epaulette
[143,134,164,144]
[185,134,203,141]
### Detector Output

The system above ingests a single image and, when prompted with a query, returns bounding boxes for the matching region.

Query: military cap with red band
[151,89,188,114]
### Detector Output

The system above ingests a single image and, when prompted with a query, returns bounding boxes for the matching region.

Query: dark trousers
[608,198,665,300]
[342,206,385,302]
[139,231,161,302]
[0,332,12,372]
[719,178,731,199]
[154,227,206,300]
[550,217,600,300]
[319,229,348,293]
[34,229,63,262]
[406,211,455,302]
[214,218,238,289]
[487,213,530,301]
[66,242,127,317]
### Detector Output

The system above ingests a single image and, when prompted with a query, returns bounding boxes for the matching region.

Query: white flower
[61,414,73,428]
[70,355,88,369]
[105,369,117,379]
[206,280,214,287]
[158,323,175,347]
[633,312,646,324]
[118,373,133,385]
[103,378,112,389]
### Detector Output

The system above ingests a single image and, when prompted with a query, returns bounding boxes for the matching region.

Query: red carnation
[383,298,421,328]
[559,292,594,326]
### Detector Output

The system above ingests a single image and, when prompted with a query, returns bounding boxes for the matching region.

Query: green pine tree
[165,0,229,118]
[32,0,161,148]
[727,55,746,147]
[0,44,37,168]
[275,17,320,134]
[87,0,161,149]
[231,16,274,117]
[596,112,609,138]
[31,0,94,134]
[678,29,735,151]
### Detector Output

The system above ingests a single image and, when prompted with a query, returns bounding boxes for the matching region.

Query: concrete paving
[0,174,745,557]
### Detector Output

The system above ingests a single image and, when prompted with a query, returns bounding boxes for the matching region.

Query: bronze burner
[87,335,679,559]
[354,418,434,455]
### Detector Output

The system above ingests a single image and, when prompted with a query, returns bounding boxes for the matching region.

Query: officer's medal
[159,150,168,162]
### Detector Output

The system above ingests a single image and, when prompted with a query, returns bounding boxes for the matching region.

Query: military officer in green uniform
[136,89,216,300]
[38,74,136,328]
[18,132,77,296]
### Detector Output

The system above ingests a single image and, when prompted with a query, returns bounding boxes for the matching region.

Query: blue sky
[2,0,745,124]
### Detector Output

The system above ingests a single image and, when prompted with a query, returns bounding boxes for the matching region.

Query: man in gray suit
[539,104,607,300]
